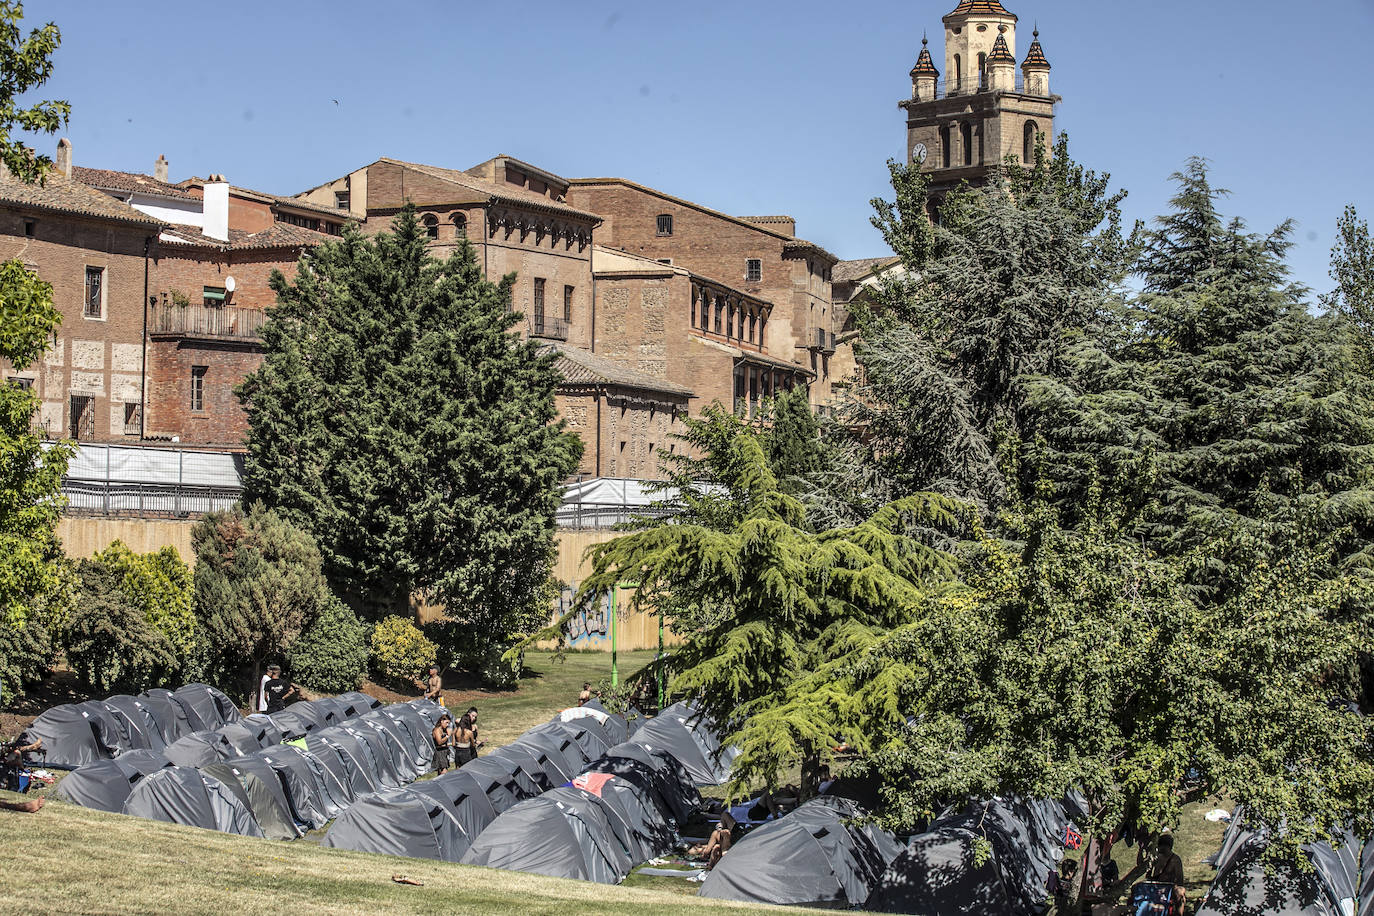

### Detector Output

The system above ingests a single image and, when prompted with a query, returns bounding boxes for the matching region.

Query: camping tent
[461,755,543,814]
[168,684,240,731]
[336,692,382,718]
[557,706,630,746]
[459,786,636,884]
[867,818,1018,915]
[133,691,191,745]
[53,749,171,812]
[489,742,567,792]
[699,796,903,907]
[203,757,301,841]
[102,695,169,751]
[567,769,676,863]
[305,731,379,800]
[624,702,735,787]
[21,700,129,767]
[122,765,263,838]
[599,742,701,825]
[163,731,228,768]
[379,706,434,773]
[323,785,472,862]
[1197,817,1361,916]
[525,721,598,775]
[255,745,339,828]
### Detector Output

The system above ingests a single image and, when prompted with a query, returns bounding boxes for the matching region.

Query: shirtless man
[578,682,592,706]
[423,665,443,705]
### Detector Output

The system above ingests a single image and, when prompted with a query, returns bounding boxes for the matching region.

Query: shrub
[290,597,368,693]
[369,615,436,688]
[66,559,178,693]
[0,588,66,702]
[92,541,196,661]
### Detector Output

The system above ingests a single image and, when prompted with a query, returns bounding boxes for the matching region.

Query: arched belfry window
[940,124,952,169]
[452,213,467,239]
[953,54,963,92]
[961,122,973,166]
[1023,121,1039,163]
[422,214,439,239]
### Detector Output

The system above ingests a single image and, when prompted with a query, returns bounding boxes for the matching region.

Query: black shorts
[434,746,451,770]
[454,746,477,766]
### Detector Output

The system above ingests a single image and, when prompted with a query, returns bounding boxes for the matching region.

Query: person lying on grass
[687,814,735,869]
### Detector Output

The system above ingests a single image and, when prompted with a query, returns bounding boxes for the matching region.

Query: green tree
[762,385,823,495]
[90,541,195,663]
[191,504,331,700]
[66,556,178,694]
[1322,205,1374,369]
[572,418,966,799]
[0,2,68,184]
[239,208,581,674]
[288,596,368,694]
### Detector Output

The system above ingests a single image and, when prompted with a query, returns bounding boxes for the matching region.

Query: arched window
[977,52,987,89]
[451,213,467,239]
[940,124,952,168]
[961,123,973,166]
[953,54,962,92]
[1023,121,1039,163]
[422,214,439,239]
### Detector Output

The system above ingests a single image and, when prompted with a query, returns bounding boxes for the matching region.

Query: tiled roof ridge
[0,168,164,228]
[1022,28,1050,69]
[944,0,1016,20]
[72,166,198,201]
[380,157,600,222]
[549,343,694,397]
[911,36,939,77]
[987,31,1016,64]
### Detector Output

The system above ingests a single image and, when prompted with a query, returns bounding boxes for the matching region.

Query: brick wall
[557,388,686,480]
[0,205,153,442]
[145,338,262,445]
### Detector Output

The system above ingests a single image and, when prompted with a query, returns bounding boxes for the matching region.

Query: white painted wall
[202,181,229,241]
[130,194,202,227]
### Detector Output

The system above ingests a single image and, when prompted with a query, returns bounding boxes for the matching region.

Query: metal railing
[150,303,265,341]
[63,479,242,517]
[530,314,569,341]
[915,75,1050,100]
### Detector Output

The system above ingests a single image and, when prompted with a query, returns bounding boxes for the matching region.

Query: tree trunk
[250,659,263,713]
[801,752,824,802]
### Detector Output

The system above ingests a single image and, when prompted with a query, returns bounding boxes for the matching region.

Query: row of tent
[697,792,1082,913]
[22,683,243,767]
[55,693,447,841]
[1197,812,1373,916]
[325,700,732,884]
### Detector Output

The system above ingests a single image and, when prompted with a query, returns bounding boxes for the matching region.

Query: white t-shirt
[258,673,271,712]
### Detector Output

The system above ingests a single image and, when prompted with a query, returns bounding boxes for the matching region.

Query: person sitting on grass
[1,736,44,812]
[578,682,592,706]
[687,813,736,869]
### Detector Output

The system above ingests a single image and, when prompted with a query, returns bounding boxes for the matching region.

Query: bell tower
[900,1,1058,201]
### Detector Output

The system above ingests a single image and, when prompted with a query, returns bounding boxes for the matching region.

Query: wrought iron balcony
[150,303,264,341]
[530,314,569,341]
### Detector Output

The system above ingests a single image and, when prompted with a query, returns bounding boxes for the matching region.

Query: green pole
[609,587,618,687]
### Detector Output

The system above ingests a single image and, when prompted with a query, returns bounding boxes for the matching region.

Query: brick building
[564,178,843,408]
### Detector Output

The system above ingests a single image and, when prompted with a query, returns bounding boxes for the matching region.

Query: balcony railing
[914,75,1051,101]
[530,314,569,341]
[150,303,265,341]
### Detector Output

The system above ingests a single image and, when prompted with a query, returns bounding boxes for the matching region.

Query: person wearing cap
[262,665,296,713]
[432,713,454,775]
[423,665,443,706]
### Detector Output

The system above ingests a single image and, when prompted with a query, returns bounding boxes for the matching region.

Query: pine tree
[239,207,582,670]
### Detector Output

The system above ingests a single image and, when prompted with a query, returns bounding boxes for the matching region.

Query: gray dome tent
[167,683,240,731]
[203,757,302,841]
[122,765,263,838]
[52,749,171,812]
[699,796,903,908]
[163,731,228,768]
[305,730,382,799]
[631,701,735,786]
[323,785,472,862]
[21,700,128,767]
[132,691,191,745]
[255,744,339,828]
[461,754,543,814]
[566,769,676,863]
[102,695,169,752]
[1197,817,1362,916]
[600,741,701,825]
[867,818,1017,915]
[460,786,636,884]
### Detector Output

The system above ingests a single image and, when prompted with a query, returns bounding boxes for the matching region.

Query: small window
[9,376,33,390]
[563,285,573,323]
[452,213,467,239]
[190,365,207,412]
[422,214,439,239]
[203,286,226,307]
[656,214,673,236]
[23,219,35,238]
[84,266,104,319]
[533,278,546,324]
[746,259,762,283]
[123,402,141,436]
[334,190,349,210]
[656,258,673,265]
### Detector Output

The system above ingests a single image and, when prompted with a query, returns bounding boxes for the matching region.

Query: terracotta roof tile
[945,0,1016,20]
[549,343,693,397]
[1022,30,1050,69]
[0,168,163,228]
[911,37,940,78]
[832,256,900,284]
[159,222,335,251]
[987,32,1016,64]
[73,166,199,201]
[782,238,840,265]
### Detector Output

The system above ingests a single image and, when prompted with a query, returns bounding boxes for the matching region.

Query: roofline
[377,158,602,224]
[0,198,164,231]
[482,154,572,190]
[569,177,800,242]
[180,178,349,221]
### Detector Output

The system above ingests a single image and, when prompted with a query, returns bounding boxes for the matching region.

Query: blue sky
[26,0,1374,296]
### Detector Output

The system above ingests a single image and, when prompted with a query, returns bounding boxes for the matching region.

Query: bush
[92,541,196,661]
[0,589,66,702]
[369,615,436,688]
[66,559,179,694]
[290,597,368,693]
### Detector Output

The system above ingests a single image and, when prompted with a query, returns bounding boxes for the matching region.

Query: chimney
[203,173,229,242]
[55,138,71,179]
[154,154,168,183]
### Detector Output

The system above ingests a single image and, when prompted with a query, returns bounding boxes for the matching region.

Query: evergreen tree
[1322,205,1374,370]
[762,385,824,495]
[191,504,331,700]
[239,208,582,669]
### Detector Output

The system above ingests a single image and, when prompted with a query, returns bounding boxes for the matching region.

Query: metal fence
[60,442,246,518]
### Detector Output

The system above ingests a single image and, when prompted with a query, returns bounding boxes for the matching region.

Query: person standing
[453,707,481,766]
[432,713,454,775]
[257,669,272,713]
[423,665,443,706]
[262,665,296,714]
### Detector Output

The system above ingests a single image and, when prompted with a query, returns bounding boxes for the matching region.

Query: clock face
[912,143,928,164]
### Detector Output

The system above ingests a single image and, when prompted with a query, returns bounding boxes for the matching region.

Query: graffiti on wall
[560,581,612,648]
